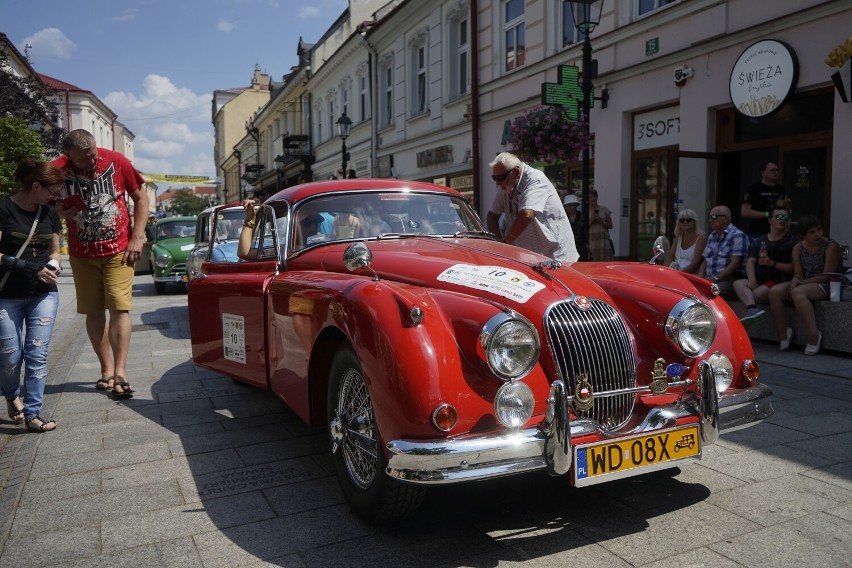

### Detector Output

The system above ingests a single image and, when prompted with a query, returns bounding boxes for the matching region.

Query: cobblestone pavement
[1,270,850,567]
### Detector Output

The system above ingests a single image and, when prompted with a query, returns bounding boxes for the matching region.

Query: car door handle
[190,271,207,280]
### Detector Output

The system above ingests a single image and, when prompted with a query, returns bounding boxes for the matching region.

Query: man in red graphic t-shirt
[53,129,149,398]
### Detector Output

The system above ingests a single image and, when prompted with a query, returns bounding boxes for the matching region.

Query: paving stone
[102,491,275,552]
[168,422,293,457]
[18,470,101,506]
[236,432,327,466]
[0,524,97,568]
[707,471,852,527]
[631,547,744,568]
[10,479,184,537]
[708,511,852,568]
[100,449,244,491]
[180,456,326,503]
[263,477,344,516]
[699,443,836,483]
[785,430,852,463]
[714,419,814,450]
[28,441,172,480]
[800,460,852,492]
[192,504,375,567]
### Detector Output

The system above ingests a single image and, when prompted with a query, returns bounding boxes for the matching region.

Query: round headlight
[479,313,540,381]
[155,252,171,268]
[494,381,535,428]
[665,299,716,357]
[706,352,733,393]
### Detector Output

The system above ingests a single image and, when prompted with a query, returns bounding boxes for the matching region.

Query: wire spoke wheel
[336,367,378,489]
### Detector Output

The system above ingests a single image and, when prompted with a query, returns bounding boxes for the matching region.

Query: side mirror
[650,236,670,265]
[343,242,379,280]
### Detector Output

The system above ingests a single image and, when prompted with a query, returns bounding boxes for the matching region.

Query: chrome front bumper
[386,361,773,485]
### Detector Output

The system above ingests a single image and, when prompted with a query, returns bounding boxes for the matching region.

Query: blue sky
[1,0,347,186]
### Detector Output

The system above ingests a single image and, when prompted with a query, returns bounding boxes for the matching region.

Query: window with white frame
[638,0,677,17]
[380,53,394,127]
[448,4,470,99]
[315,104,323,144]
[503,0,525,72]
[357,63,370,122]
[409,29,428,116]
[327,98,335,140]
[561,0,579,47]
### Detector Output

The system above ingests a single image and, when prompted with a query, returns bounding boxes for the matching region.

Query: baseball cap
[563,194,580,205]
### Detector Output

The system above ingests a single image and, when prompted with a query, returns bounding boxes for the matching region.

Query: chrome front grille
[544,299,636,430]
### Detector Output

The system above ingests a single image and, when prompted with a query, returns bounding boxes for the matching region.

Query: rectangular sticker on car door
[437,264,545,303]
[222,313,246,364]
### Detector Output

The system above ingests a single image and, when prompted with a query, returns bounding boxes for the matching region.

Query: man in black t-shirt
[740,161,787,237]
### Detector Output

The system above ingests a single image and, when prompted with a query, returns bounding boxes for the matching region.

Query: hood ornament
[649,358,670,395]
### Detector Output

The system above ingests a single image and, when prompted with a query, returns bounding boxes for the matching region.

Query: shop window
[734,91,833,144]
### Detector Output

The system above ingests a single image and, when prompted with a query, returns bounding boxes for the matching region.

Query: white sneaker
[804,332,822,356]
[779,327,794,351]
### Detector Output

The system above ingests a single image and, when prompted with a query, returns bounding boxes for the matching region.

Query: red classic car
[188,179,773,522]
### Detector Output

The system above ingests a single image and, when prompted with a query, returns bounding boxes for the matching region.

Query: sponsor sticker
[437,264,545,303]
[222,313,246,364]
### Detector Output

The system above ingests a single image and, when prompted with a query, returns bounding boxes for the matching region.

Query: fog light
[494,381,534,429]
[707,352,733,392]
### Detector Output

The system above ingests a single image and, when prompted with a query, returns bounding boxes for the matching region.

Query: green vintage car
[150,216,196,294]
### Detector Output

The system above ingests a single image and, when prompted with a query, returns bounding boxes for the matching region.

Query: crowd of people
[486,154,845,357]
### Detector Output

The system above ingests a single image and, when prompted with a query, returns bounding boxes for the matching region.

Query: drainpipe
[470,0,481,212]
[357,22,378,177]
[111,116,116,151]
[234,149,243,201]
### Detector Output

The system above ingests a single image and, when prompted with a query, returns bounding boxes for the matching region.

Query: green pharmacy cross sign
[541,64,594,122]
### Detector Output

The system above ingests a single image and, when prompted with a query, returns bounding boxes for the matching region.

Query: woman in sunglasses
[0,159,64,432]
[663,209,707,274]
[768,214,843,355]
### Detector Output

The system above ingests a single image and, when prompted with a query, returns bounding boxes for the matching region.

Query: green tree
[0,117,46,198]
[167,189,207,216]
[0,65,63,157]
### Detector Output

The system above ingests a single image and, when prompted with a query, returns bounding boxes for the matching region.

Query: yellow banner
[141,173,215,184]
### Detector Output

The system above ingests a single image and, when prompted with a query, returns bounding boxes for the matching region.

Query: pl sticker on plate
[222,313,246,364]
[437,264,545,303]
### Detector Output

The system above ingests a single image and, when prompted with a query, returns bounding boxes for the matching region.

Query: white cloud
[113,9,138,22]
[299,6,319,19]
[22,28,76,60]
[218,19,237,32]
[103,75,214,177]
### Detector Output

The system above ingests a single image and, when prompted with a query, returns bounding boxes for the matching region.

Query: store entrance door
[783,146,829,233]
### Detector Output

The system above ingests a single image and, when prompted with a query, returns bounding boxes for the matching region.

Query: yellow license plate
[574,425,700,483]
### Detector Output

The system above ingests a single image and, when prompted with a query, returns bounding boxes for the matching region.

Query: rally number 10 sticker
[437,264,545,303]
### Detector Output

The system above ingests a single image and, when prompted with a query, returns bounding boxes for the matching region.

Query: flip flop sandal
[112,377,135,399]
[25,415,57,432]
[6,396,24,423]
[96,377,114,391]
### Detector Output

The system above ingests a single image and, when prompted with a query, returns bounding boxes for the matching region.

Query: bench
[727,299,852,355]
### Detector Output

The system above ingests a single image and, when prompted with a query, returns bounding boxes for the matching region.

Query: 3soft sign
[729,39,799,118]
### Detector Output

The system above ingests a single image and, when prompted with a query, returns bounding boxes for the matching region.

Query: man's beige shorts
[69,253,134,313]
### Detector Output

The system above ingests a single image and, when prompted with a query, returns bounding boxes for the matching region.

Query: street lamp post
[336,113,352,178]
[570,0,604,257]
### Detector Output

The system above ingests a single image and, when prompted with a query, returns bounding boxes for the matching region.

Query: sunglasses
[708,214,727,220]
[678,218,694,224]
[773,214,790,221]
[491,170,513,182]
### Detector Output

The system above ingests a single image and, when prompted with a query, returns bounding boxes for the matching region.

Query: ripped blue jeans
[0,292,59,421]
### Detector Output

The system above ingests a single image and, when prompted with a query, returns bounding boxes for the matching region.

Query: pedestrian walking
[0,159,64,432]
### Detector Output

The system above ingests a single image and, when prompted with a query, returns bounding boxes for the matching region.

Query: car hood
[311,237,609,309]
[154,236,196,255]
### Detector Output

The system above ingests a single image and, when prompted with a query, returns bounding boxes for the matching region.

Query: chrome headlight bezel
[478,312,541,381]
[665,298,717,357]
[154,252,171,268]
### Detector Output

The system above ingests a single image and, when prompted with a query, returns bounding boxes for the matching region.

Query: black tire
[154,281,166,294]
[327,344,426,523]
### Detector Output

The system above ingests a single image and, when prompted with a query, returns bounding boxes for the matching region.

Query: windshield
[157,220,196,240]
[289,191,484,252]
